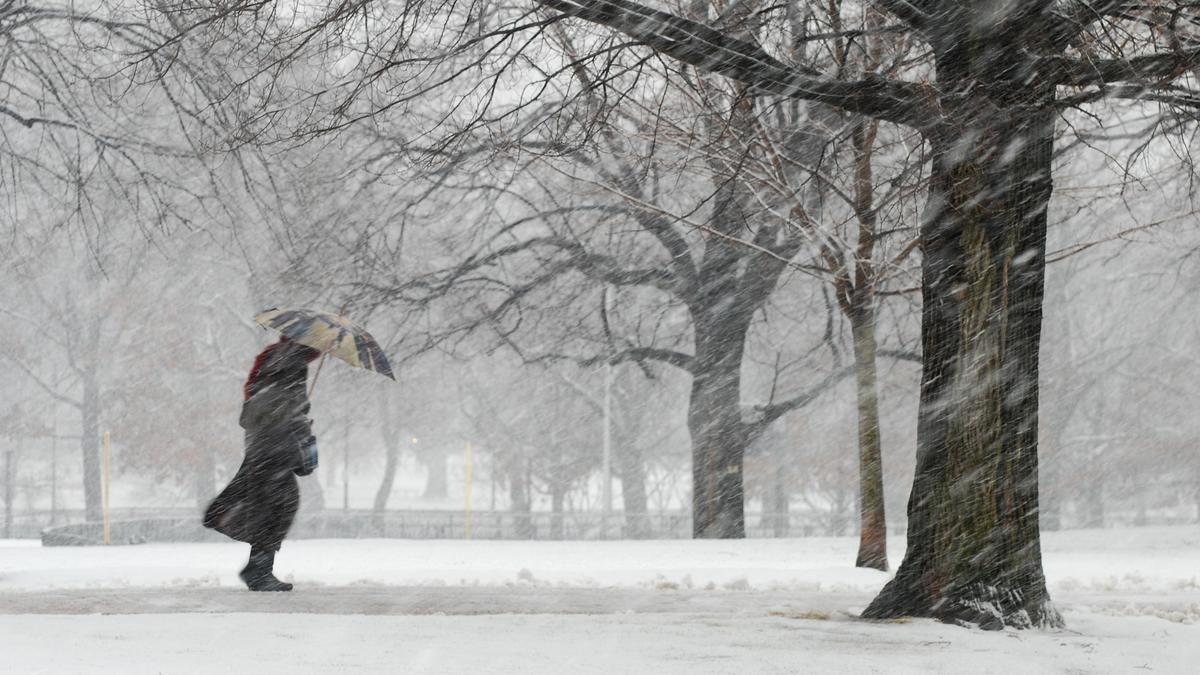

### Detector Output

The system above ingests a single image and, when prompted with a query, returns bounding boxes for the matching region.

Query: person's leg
[239,544,293,592]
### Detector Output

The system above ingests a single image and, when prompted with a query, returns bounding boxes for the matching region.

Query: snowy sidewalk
[1,527,1198,673]
[0,585,875,616]
[1,607,1195,674]
[3,526,1197,594]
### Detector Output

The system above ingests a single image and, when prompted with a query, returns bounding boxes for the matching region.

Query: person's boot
[239,547,293,592]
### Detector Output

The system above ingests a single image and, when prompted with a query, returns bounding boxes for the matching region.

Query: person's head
[272,336,322,365]
[245,337,322,399]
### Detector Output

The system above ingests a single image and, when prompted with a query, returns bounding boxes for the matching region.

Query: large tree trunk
[850,304,888,570]
[687,319,750,538]
[683,82,782,539]
[863,59,1061,628]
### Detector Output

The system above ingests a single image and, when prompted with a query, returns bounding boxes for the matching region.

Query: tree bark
[864,56,1061,628]
[850,305,888,570]
[687,316,750,538]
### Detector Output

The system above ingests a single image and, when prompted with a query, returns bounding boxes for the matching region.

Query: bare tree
[1,239,153,520]
[727,1,926,569]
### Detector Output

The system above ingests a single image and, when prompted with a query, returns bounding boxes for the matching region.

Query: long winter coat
[203,375,313,551]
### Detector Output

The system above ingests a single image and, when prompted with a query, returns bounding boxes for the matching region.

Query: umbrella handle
[308,352,329,398]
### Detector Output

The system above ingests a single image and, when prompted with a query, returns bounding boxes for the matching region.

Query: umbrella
[254,308,395,394]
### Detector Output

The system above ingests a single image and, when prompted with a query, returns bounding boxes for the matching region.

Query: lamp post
[102,431,111,545]
[601,286,615,537]
[465,442,473,540]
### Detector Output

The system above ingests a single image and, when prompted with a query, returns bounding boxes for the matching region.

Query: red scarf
[244,341,286,400]
[244,339,320,400]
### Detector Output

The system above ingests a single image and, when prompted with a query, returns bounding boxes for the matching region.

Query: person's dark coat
[204,342,317,551]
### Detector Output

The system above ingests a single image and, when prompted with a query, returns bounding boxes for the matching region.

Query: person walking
[204,337,320,591]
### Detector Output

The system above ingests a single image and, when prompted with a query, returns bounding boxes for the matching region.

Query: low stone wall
[39,511,693,545]
[41,519,226,546]
[36,509,854,545]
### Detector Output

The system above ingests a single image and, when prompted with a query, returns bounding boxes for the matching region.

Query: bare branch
[1,354,83,410]
[877,348,921,363]
[871,1,934,30]
[748,364,856,437]
[1051,47,1200,87]
[581,346,695,373]
[535,0,937,128]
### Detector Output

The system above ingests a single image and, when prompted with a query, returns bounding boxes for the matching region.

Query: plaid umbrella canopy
[254,308,395,384]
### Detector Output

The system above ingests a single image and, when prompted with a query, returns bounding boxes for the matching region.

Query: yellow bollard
[465,442,473,540]
[102,431,111,546]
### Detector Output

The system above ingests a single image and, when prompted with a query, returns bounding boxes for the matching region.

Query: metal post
[50,409,57,525]
[601,286,614,537]
[465,442,473,540]
[600,282,619,535]
[602,362,613,536]
[102,431,111,545]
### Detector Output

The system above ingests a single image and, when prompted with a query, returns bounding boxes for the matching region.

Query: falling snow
[3,0,1200,671]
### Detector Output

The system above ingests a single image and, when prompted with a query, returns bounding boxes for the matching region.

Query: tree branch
[536,0,936,128]
[878,348,921,363]
[2,354,82,410]
[581,346,695,373]
[750,364,856,436]
[871,1,934,30]
[1050,47,1200,87]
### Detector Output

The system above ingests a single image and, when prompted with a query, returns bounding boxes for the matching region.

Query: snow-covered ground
[1,526,1198,673]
